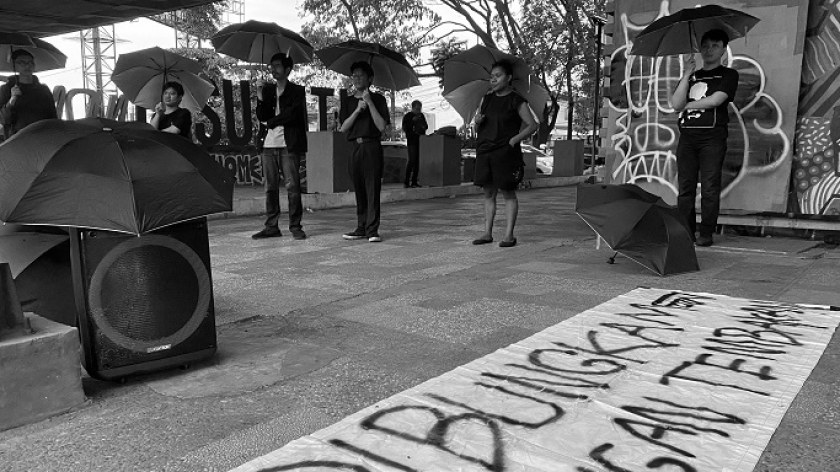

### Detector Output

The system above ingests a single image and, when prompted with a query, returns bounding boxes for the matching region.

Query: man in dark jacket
[401,100,428,188]
[253,52,309,240]
[0,50,58,138]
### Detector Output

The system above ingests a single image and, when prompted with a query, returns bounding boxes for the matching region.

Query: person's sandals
[472,236,493,245]
[499,238,517,248]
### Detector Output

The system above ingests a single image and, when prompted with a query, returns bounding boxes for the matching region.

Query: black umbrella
[630,5,760,57]
[575,183,699,276]
[0,35,67,73]
[0,118,234,236]
[315,40,420,91]
[211,20,314,64]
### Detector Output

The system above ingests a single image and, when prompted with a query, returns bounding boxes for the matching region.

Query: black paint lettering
[646,457,697,471]
[650,292,713,309]
[427,384,564,428]
[660,354,775,396]
[622,396,744,437]
[361,405,504,471]
[223,79,253,146]
[504,364,612,388]
[256,460,372,471]
[613,418,697,458]
[195,104,222,147]
[329,439,418,472]
[702,338,788,361]
[481,371,602,399]
[529,348,627,375]
[311,86,334,131]
[588,443,636,472]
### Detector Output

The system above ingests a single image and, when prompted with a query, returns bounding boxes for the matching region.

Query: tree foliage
[300,0,441,61]
[166,0,228,40]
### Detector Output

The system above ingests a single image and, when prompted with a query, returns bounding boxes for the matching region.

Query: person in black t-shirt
[339,61,390,243]
[150,81,192,140]
[401,100,428,188]
[0,50,58,138]
[671,29,739,247]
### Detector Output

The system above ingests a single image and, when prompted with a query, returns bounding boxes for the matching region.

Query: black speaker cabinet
[69,218,217,380]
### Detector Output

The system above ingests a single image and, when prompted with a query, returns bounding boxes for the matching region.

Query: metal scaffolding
[80,25,118,114]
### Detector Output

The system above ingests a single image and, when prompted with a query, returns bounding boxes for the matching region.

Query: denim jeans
[261,147,303,232]
[676,127,728,237]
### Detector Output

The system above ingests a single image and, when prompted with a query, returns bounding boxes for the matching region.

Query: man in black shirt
[339,61,390,243]
[0,50,57,138]
[401,100,428,188]
[671,29,739,247]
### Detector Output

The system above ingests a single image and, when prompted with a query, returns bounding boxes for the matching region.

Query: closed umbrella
[112,47,215,113]
[0,36,66,73]
[315,40,420,91]
[0,118,234,236]
[575,183,699,276]
[442,45,540,124]
[630,5,760,57]
[211,20,314,64]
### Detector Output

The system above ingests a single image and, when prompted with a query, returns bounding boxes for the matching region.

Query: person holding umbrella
[251,52,308,241]
[149,81,192,139]
[670,29,739,247]
[339,61,390,243]
[471,60,537,248]
[0,50,57,138]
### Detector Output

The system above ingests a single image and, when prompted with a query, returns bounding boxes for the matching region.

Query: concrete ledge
[0,314,87,432]
[212,175,590,220]
[716,214,840,232]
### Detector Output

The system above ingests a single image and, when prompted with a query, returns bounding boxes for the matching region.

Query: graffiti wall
[605,0,807,215]
[796,0,840,215]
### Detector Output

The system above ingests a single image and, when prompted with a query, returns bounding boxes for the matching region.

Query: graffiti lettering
[660,353,776,396]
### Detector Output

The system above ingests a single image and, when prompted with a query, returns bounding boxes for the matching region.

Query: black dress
[474,91,526,190]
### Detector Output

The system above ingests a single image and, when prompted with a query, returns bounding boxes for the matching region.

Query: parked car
[521,144,553,174]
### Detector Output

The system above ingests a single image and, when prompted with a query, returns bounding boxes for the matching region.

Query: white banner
[231,288,839,472]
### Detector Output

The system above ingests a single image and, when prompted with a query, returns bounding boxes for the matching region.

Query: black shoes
[343,230,366,240]
[499,238,517,248]
[695,234,713,247]
[291,229,307,240]
[252,228,282,239]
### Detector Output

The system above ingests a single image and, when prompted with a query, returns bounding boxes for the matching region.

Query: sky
[38,0,467,127]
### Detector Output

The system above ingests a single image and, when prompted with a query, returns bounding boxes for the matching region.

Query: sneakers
[291,229,307,240]
[368,235,382,243]
[252,227,282,239]
[343,230,366,240]
[695,234,713,247]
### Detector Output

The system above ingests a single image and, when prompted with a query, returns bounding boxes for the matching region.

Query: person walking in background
[471,60,537,248]
[402,100,428,188]
[670,29,739,248]
[339,61,390,243]
[150,81,192,139]
[0,50,57,138]
[252,52,309,241]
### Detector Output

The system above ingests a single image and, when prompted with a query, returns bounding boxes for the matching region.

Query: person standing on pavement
[252,52,309,241]
[149,81,192,139]
[0,50,57,139]
[339,61,390,243]
[471,60,537,248]
[402,100,428,188]
[670,29,739,248]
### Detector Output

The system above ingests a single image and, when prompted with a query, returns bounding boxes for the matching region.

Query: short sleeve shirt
[339,91,390,141]
[678,65,739,129]
[158,108,192,139]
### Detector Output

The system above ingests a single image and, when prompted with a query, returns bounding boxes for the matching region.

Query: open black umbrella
[575,183,699,276]
[630,5,760,57]
[0,118,234,236]
[315,40,420,91]
[211,20,314,64]
[0,36,66,73]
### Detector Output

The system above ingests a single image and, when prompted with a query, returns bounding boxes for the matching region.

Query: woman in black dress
[471,60,538,248]
[150,81,192,139]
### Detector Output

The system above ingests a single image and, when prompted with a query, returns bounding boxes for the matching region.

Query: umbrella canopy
[630,5,760,57]
[211,20,314,64]
[575,183,699,276]
[0,35,66,73]
[442,45,541,124]
[0,118,235,236]
[112,47,216,113]
[315,40,420,91]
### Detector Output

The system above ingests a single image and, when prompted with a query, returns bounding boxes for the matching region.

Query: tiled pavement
[0,185,838,472]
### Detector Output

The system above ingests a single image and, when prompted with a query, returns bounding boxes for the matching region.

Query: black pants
[350,141,383,236]
[676,127,727,237]
[404,141,420,185]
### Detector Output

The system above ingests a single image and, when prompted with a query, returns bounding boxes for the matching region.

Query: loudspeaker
[69,218,217,380]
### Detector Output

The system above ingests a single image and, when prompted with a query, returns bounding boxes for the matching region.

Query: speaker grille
[87,234,211,354]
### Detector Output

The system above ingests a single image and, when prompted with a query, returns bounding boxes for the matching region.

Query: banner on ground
[232,288,839,472]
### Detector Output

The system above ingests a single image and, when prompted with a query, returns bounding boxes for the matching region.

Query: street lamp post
[589,14,607,182]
